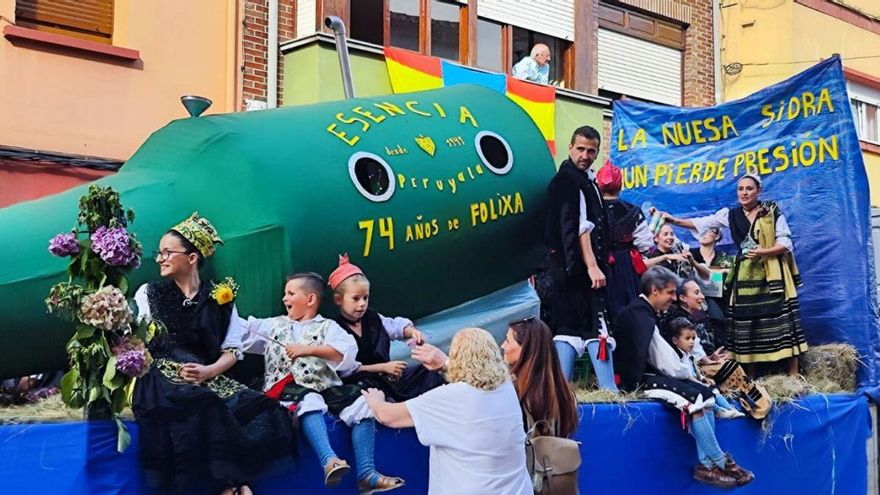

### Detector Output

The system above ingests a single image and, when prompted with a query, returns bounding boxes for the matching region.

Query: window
[511,28,566,85]
[853,99,880,144]
[476,18,503,73]
[389,0,420,52]
[350,0,384,46]
[15,0,113,45]
[596,3,685,105]
[387,0,463,61]
[431,0,460,60]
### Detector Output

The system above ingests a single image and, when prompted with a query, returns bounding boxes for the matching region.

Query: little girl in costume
[329,255,445,402]
[241,272,404,494]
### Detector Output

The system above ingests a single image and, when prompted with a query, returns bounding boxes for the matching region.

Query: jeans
[554,340,619,392]
[586,339,619,393]
[555,340,578,382]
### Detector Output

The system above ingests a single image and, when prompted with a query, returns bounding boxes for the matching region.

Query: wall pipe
[324,16,355,99]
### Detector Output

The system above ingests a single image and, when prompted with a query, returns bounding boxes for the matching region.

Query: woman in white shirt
[362,327,532,495]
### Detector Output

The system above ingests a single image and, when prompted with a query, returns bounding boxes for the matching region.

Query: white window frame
[848,80,880,145]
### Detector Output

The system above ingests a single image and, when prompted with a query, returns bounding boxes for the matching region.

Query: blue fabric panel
[441,60,507,94]
[610,55,880,387]
[390,280,540,361]
[1,394,870,494]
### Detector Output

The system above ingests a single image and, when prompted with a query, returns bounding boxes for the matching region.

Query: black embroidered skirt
[132,355,296,492]
[343,365,446,402]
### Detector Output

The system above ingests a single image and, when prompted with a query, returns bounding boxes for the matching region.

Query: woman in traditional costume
[596,161,653,320]
[657,174,808,375]
[132,213,295,494]
[644,224,712,281]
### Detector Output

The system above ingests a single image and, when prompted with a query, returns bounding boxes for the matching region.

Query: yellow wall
[0,0,239,160]
[791,5,880,78]
[721,1,796,102]
[842,0,880,17]
[865,149,880,206]
[722,0,880,101]
[721,0,880,205]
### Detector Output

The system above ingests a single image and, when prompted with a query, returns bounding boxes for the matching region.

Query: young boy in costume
[664,317,744,419]
[241,272,404,494]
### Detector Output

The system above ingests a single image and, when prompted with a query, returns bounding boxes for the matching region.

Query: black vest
[146,279,233,364]
[544,160,609,273]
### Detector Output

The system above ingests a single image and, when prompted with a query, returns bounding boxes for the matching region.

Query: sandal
[357,472,406,494]
[323,458,351,487]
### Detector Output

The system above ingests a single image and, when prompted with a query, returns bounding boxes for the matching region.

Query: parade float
[0,21,878,493]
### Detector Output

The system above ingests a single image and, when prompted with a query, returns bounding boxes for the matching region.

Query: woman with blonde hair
[363,328,532,495]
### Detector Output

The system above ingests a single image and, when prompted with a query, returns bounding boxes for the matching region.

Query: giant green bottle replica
[0,85,555,376]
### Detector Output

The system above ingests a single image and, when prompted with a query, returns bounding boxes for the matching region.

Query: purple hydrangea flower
[91,226,139,267]
[115,350,147,377]
[49,233,80,257]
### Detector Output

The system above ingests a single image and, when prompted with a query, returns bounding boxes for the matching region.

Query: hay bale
[757,374,814,403]
[0,394,82,423]
[574,387,645,404]
[757,373,848,405]
[0,394,135,423]
[800,343,860,392]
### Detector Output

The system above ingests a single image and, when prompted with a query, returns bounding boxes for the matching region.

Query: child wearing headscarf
[329,254,446,402]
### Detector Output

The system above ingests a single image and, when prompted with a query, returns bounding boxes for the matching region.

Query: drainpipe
[325,16,356,99]
[268,0,279,108]
[713,0,723,104]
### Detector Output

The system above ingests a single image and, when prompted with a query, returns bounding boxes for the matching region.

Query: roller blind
[16,0,113,44]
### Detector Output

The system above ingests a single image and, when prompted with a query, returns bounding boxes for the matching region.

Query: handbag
[525,417,581,495]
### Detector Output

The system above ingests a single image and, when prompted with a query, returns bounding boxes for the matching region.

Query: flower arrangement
[45,185,160,452]
[210,277,239,305]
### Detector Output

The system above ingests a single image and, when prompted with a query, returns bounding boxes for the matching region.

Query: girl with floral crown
[132,212,295,495]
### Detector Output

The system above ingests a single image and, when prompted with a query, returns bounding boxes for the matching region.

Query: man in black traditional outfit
[613,266,754,488]
[544,125,617,391]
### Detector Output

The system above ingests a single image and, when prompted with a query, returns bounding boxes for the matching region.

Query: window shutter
[598,28,682,105]
[478,0,575,41]
[15,0,113,44]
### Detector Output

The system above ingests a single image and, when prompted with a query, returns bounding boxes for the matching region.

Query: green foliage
[46,186,159,452]
[77,185,133,233]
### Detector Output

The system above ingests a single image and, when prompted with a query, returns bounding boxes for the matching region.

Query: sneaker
[722,455,755,486]
[716,408,746,419]
[693,464,737,489]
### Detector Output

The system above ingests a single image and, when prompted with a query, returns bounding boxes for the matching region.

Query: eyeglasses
[509,315,537,326]
[152,249,189,261]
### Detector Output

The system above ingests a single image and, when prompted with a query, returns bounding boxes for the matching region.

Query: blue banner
[610,56,880,387]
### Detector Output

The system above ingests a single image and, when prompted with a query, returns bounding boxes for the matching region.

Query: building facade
[241,0,718,161]
[0,0,241,206]
[0,0,717,207]
[721,0,880,204]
